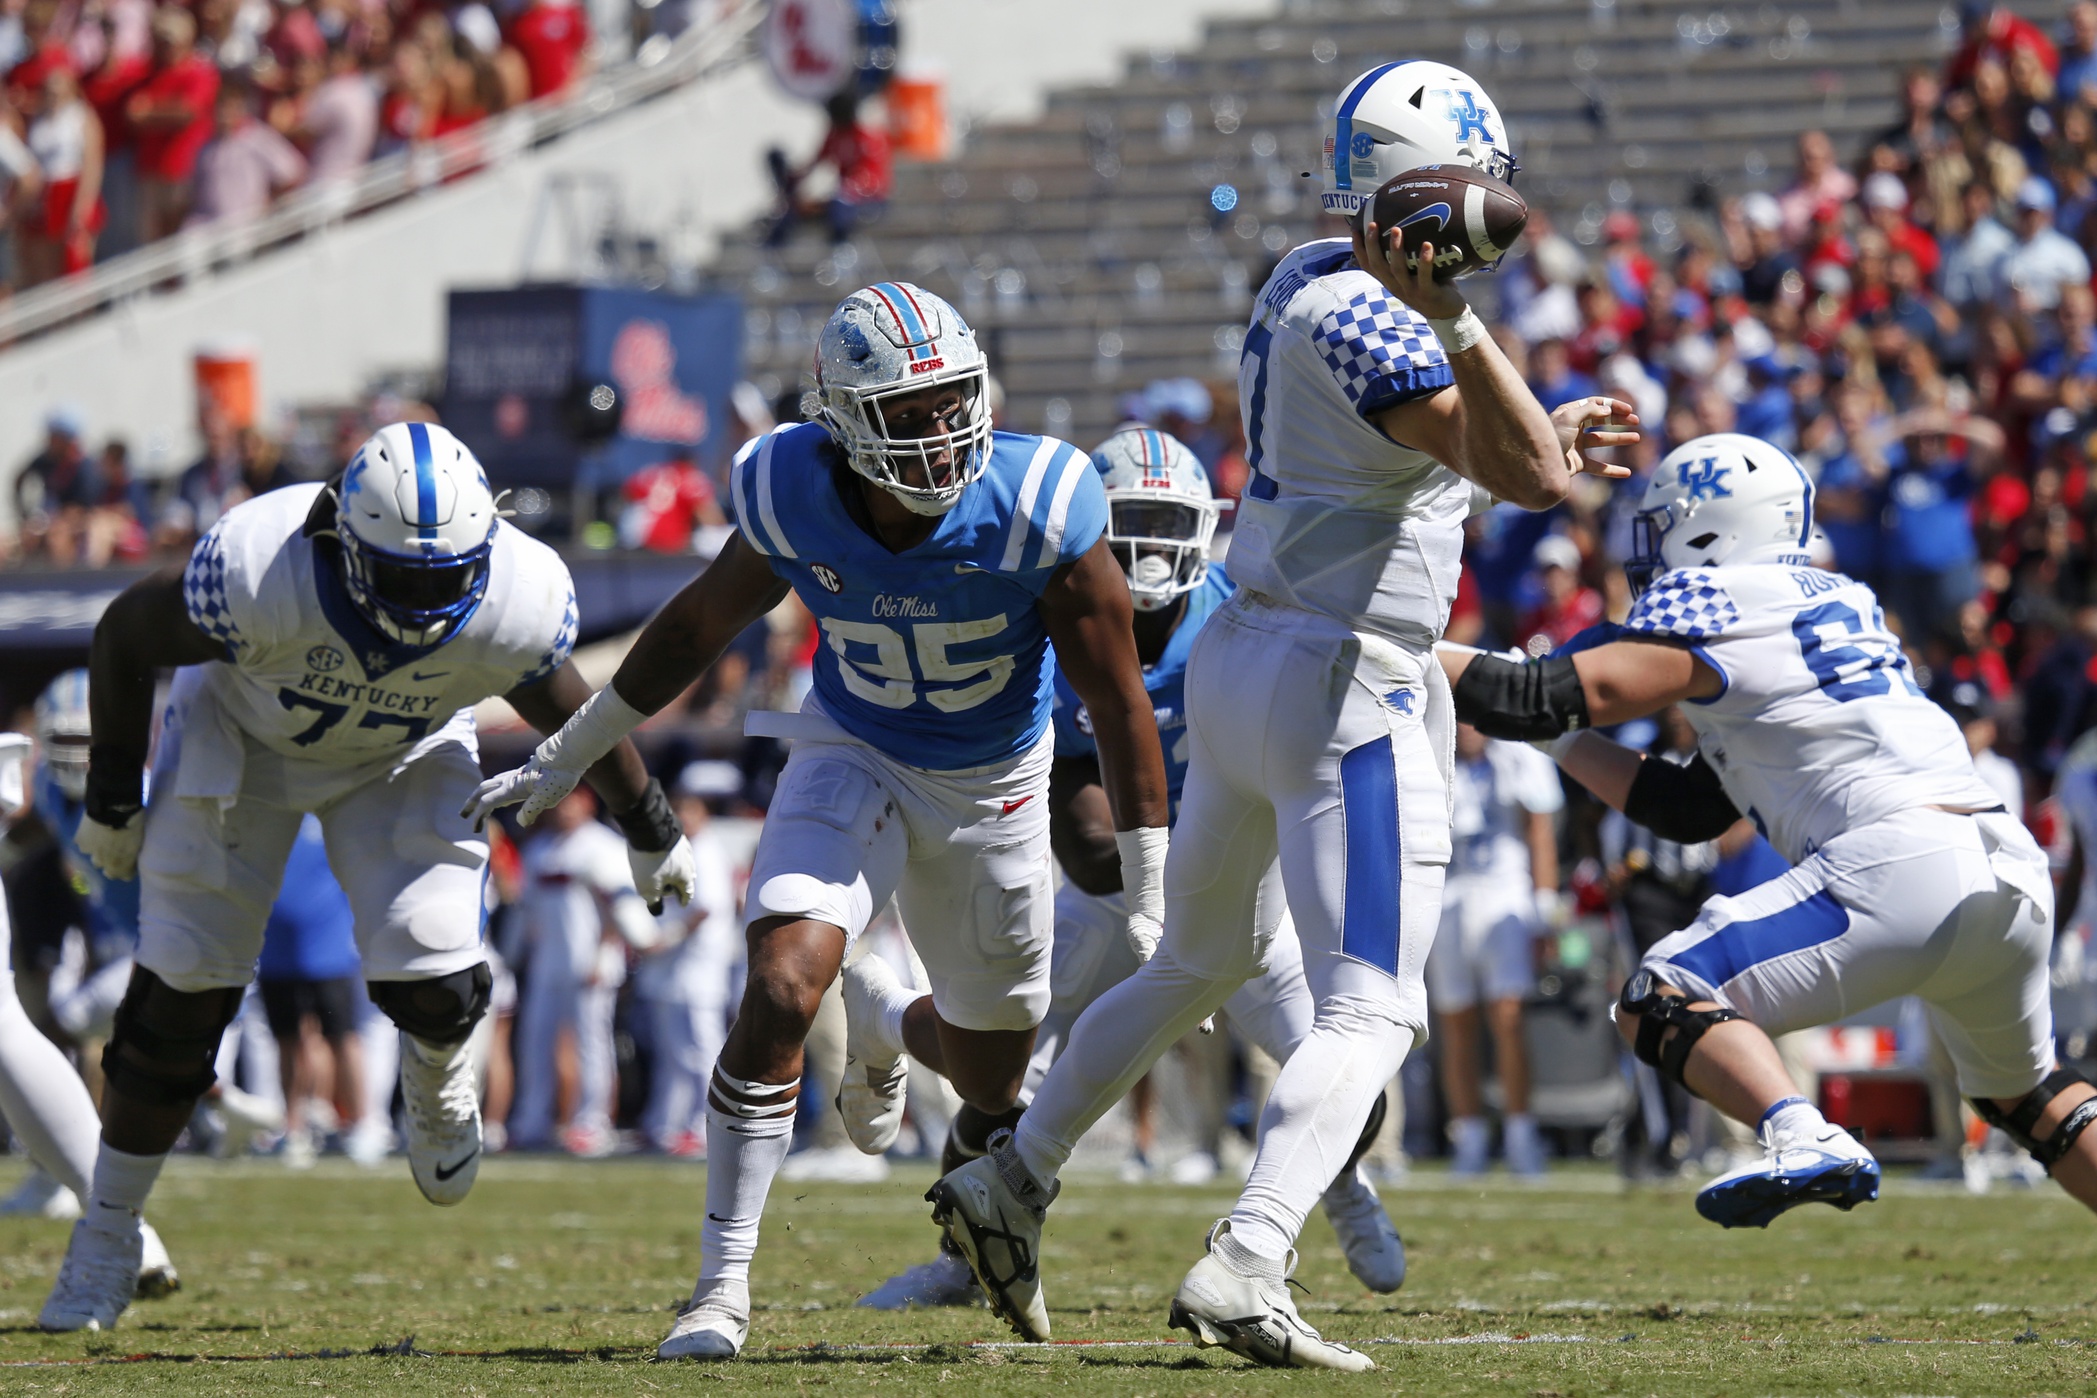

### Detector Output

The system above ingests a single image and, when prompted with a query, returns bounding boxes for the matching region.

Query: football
[1365,164,1529,281]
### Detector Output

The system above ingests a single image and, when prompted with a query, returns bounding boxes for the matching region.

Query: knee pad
[368,964,491,1046]
[1971,1066,2097,1172]
[1339,1089,1388,1180]
[1617,969,1741,1094]
[102,968,244,1107]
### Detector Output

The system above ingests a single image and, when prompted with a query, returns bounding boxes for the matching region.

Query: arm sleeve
[1622,752,1741,844]
[1311,288,1455,420]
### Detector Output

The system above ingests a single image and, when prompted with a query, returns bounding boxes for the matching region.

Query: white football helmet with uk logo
[336,421,499,646]
[1089,424,1220,612]
[1322,60,1517,221]
[814,281,994,517]
[1627,432,1815,594]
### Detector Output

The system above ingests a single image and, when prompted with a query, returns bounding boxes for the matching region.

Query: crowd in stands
[0,0,601,293]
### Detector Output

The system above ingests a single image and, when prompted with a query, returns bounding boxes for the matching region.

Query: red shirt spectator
[83,46,150,151]
[818,116,892,206]
[1946,3,2060,89]
[127,16,219,183]
[508,0,589,101]
[621,453,723,553]
[1517,535,1604,654]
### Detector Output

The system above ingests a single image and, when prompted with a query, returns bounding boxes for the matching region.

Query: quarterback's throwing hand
[460,753,581,831]
[75,811,144,881]
[630,835,697,916]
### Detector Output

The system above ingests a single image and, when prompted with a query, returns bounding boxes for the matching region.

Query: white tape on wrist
[1426,306,1486,354]
[541,684,648,776]
[1115,827,1169,925]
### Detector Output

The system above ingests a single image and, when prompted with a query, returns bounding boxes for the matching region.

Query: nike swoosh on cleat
[434,1150,478,1182]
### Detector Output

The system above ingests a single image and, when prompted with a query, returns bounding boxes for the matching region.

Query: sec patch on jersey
[1366,164,1527,281]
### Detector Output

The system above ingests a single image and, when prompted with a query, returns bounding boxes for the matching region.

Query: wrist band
[1426,306,1486,354]
[1114,827,1169,924]
[614,778,679,853]
[85,743,145,826]
[538,683,648,777]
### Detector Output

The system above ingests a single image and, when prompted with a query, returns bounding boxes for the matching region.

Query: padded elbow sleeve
[1623,754,1741,843]
[1450,654,1591,741]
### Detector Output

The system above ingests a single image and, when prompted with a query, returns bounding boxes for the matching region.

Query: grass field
[2,1157,2096,1395]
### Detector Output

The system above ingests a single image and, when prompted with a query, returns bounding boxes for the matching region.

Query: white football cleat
[0,1167,80,1219]
[213,1083,285,1158]
[399,1035,483,1206]
[836,957,909,1156]
[1321,1166,1406,1293]
[38,1205,144,1332]
[1168,1220,1375,1372]
[1696,1118,1880,1229]
[926,1130,1057,1341]
[657,1278,749,1360]
[856,1248,980,1310]
[135,1219,180,1300]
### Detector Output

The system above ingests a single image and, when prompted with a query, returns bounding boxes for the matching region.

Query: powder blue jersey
[34,768,141,958]
[1052,565,1235,821]
[731,423,1106,771]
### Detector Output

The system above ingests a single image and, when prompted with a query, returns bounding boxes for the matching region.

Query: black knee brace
[943,1102,1027,1175]
[1618,969,1741,1094]
[102,968,244,1107]
[368,964,492,1046]
[1972,1067,2097,1172]
[1338,1089,1388,1182]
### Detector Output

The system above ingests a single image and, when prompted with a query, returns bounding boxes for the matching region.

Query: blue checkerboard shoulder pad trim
[1313,287,1448,407]
[182,526,245,658]
[1624,570,1741,641]
[517,590,579,689]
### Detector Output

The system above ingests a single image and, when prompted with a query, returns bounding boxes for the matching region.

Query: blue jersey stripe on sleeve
[999,437,1061,570]
[753,433,797,559]
[1035,445,1090,570]
[729,436,771,555]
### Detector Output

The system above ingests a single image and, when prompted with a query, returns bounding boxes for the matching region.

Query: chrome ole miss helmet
[336,421,498,646]
[814,281,994,516]
[34,667,92,802]
[1089,424,1220,612]
[1323,59,1517,223]
[1627,433,1816,595]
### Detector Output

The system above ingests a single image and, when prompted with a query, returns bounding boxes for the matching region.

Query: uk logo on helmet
[1680,457,1733,501]
[1445,90,1495,143]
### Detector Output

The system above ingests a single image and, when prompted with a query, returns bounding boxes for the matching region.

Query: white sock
[1229,1007,1413,1261]
[1451,1115,1491,1154]
[90,1145,167,1221]
[860,974,918,1064]
[0,974,102,1200]
[698,1068,798,1288]
[1013,952,1230,1187]
[1759,1095,1825,1141]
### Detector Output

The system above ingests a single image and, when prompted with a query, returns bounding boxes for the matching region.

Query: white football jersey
[1230,238,1475,645]
[1449,738,1563,883]
[180,483,578,763]
[1623,564,2000,865]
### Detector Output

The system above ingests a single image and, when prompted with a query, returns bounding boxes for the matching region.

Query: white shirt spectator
[2000,224,2092,311]
[1942,215,2015,305]
[302,71,378,184]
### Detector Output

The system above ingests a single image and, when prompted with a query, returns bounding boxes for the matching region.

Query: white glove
[0,733,30,820]
[461,685,648,830]
[75,810,144,881]
[629,834,697,916]
[1117,826,1169,964]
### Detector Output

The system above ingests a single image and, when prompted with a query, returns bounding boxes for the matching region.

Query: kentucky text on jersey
[1053,566,1235,819]
[731,422,1106,771]
[180,483,578,760]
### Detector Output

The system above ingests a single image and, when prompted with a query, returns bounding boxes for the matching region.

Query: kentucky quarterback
[465,282,1170,1361]
[860,425,1405,1310]
[38,421,695,1332]
[1441,433,2088,1231]
[927,61,1634,1370]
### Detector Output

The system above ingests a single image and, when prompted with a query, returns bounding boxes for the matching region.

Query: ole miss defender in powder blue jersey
[468,281,1170,1362]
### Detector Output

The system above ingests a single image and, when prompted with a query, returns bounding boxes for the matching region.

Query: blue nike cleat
[1696,1123,1881,1229]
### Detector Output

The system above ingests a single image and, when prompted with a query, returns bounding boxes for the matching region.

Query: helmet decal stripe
[405,421,437,541]
[1145,429,1165,467]
[867,282,933,361]
[1333,62,1403,193]
[1782,449,1815,545]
